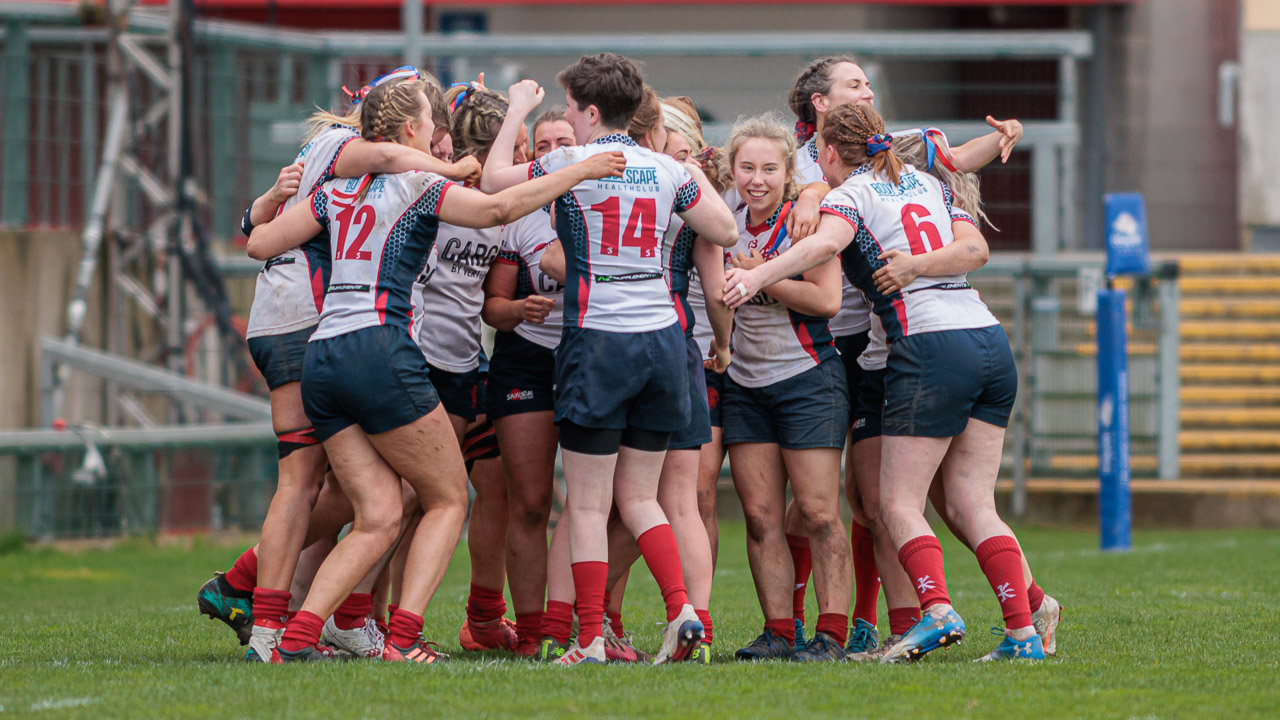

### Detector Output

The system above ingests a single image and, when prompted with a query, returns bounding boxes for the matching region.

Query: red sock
[278,610,323,652]
[543,600,574,644]
[786,534,811,623]
[387,603,399,620]
[515,610,544,646]
[887,607,920,636]
[815,612,849,646]
[286,609,297,622]
[251,588,290,629]
[1028,580,1045,614]
[571,561,608,645]
[765,617,796,646]
[332,592,372,630]
[851,522,880,625]
[388,608,425,649]
[224,547,258,594]
[466,582,508,625]
[636,525,689,621]
[897,535,950,610]
[603,591,623,635]
[695,608,714,644]
[975,536,1032,629]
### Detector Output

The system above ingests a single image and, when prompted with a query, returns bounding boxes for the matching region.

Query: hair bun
[867,133,893,156]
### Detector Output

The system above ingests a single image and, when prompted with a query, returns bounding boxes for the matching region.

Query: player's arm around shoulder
[247,192,325,260]
[674,160,736,247]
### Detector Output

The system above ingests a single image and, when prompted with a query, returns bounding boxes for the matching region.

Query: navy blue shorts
[554,324,690,432]
[302,325,442,441]
[850,367,887,444]
[722,360,850,450]
[704,367,726,429]
[248,325,315,391]
[883,325,1017,438]
[669,336,712,450]
[427,362,481,422]
[833,330,871,411]
[486,331,556,419]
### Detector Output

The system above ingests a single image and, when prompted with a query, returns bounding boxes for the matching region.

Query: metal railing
[2,7,1089,253]
[971,254,1181,514]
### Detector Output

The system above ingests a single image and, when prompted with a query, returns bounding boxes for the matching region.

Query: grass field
[1,522,1277,719]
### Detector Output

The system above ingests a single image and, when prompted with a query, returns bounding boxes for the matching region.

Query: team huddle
[196,51,1063,665]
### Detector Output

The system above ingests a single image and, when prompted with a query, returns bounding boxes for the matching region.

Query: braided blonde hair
[727,114,799,204]
[444,84,509,162]
[360,78,428,143]
[821,103,904,185]
[894,132,994,229]
[661,96,729,194]
[304,103,362,143]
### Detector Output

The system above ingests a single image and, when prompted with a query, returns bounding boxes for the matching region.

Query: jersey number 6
[591,197,658,258]
[901,203,944,256]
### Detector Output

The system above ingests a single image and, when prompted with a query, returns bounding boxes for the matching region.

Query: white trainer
[554,636,607,666]
[652,604,705,665]
[1032,594,1062,656]
[245,625,282,663]
[321,616,385,659]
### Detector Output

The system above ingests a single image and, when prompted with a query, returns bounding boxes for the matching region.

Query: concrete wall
[1240,0,1280,243]
[1106,0,1240,250]
[0,230,108,430]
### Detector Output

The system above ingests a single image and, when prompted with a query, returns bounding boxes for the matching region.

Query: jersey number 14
[591,197,658,258]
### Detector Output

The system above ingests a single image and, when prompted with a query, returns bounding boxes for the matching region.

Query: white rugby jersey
[532,134,700,333]
[858,311,889,372]
[727,202,838,388]
[411,222,502,372]
[309,170,453,342]
[494,208,565,350]
[247,125,359,339]
[798,136,873,339]
[685,262,716,359]
[820,163,997,343]
[662,215,699,338]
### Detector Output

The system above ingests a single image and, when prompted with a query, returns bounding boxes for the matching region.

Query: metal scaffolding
[46,0,245,428]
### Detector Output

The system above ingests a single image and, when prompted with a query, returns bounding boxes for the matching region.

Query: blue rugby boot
[880,604,966,664]
[975,628,1046,662]
[734,628,796,661]
[845,617,879,654]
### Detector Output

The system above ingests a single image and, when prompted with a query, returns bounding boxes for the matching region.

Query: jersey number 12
[334,203,376,261]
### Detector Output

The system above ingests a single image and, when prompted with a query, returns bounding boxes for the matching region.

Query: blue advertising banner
[1104,193,1150,277]
[1096,288,1132,551]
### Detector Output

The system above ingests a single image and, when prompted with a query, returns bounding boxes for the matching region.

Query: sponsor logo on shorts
[507,388,535,402]
[853,418,866,430]
[706,387,720,410]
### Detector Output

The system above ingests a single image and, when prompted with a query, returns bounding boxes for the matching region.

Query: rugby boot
[652,604,705,665]
[734,629,796,662]
[975,628,1046,662]
[196,573,253,645]
[880,604,966,664]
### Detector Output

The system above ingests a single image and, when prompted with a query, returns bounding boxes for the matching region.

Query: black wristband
[241,207,254,238]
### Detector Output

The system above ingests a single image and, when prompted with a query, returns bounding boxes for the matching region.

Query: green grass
[0,523,1277,719]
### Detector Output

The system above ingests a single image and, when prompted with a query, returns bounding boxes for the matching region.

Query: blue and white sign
[1104,193,1150,277]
